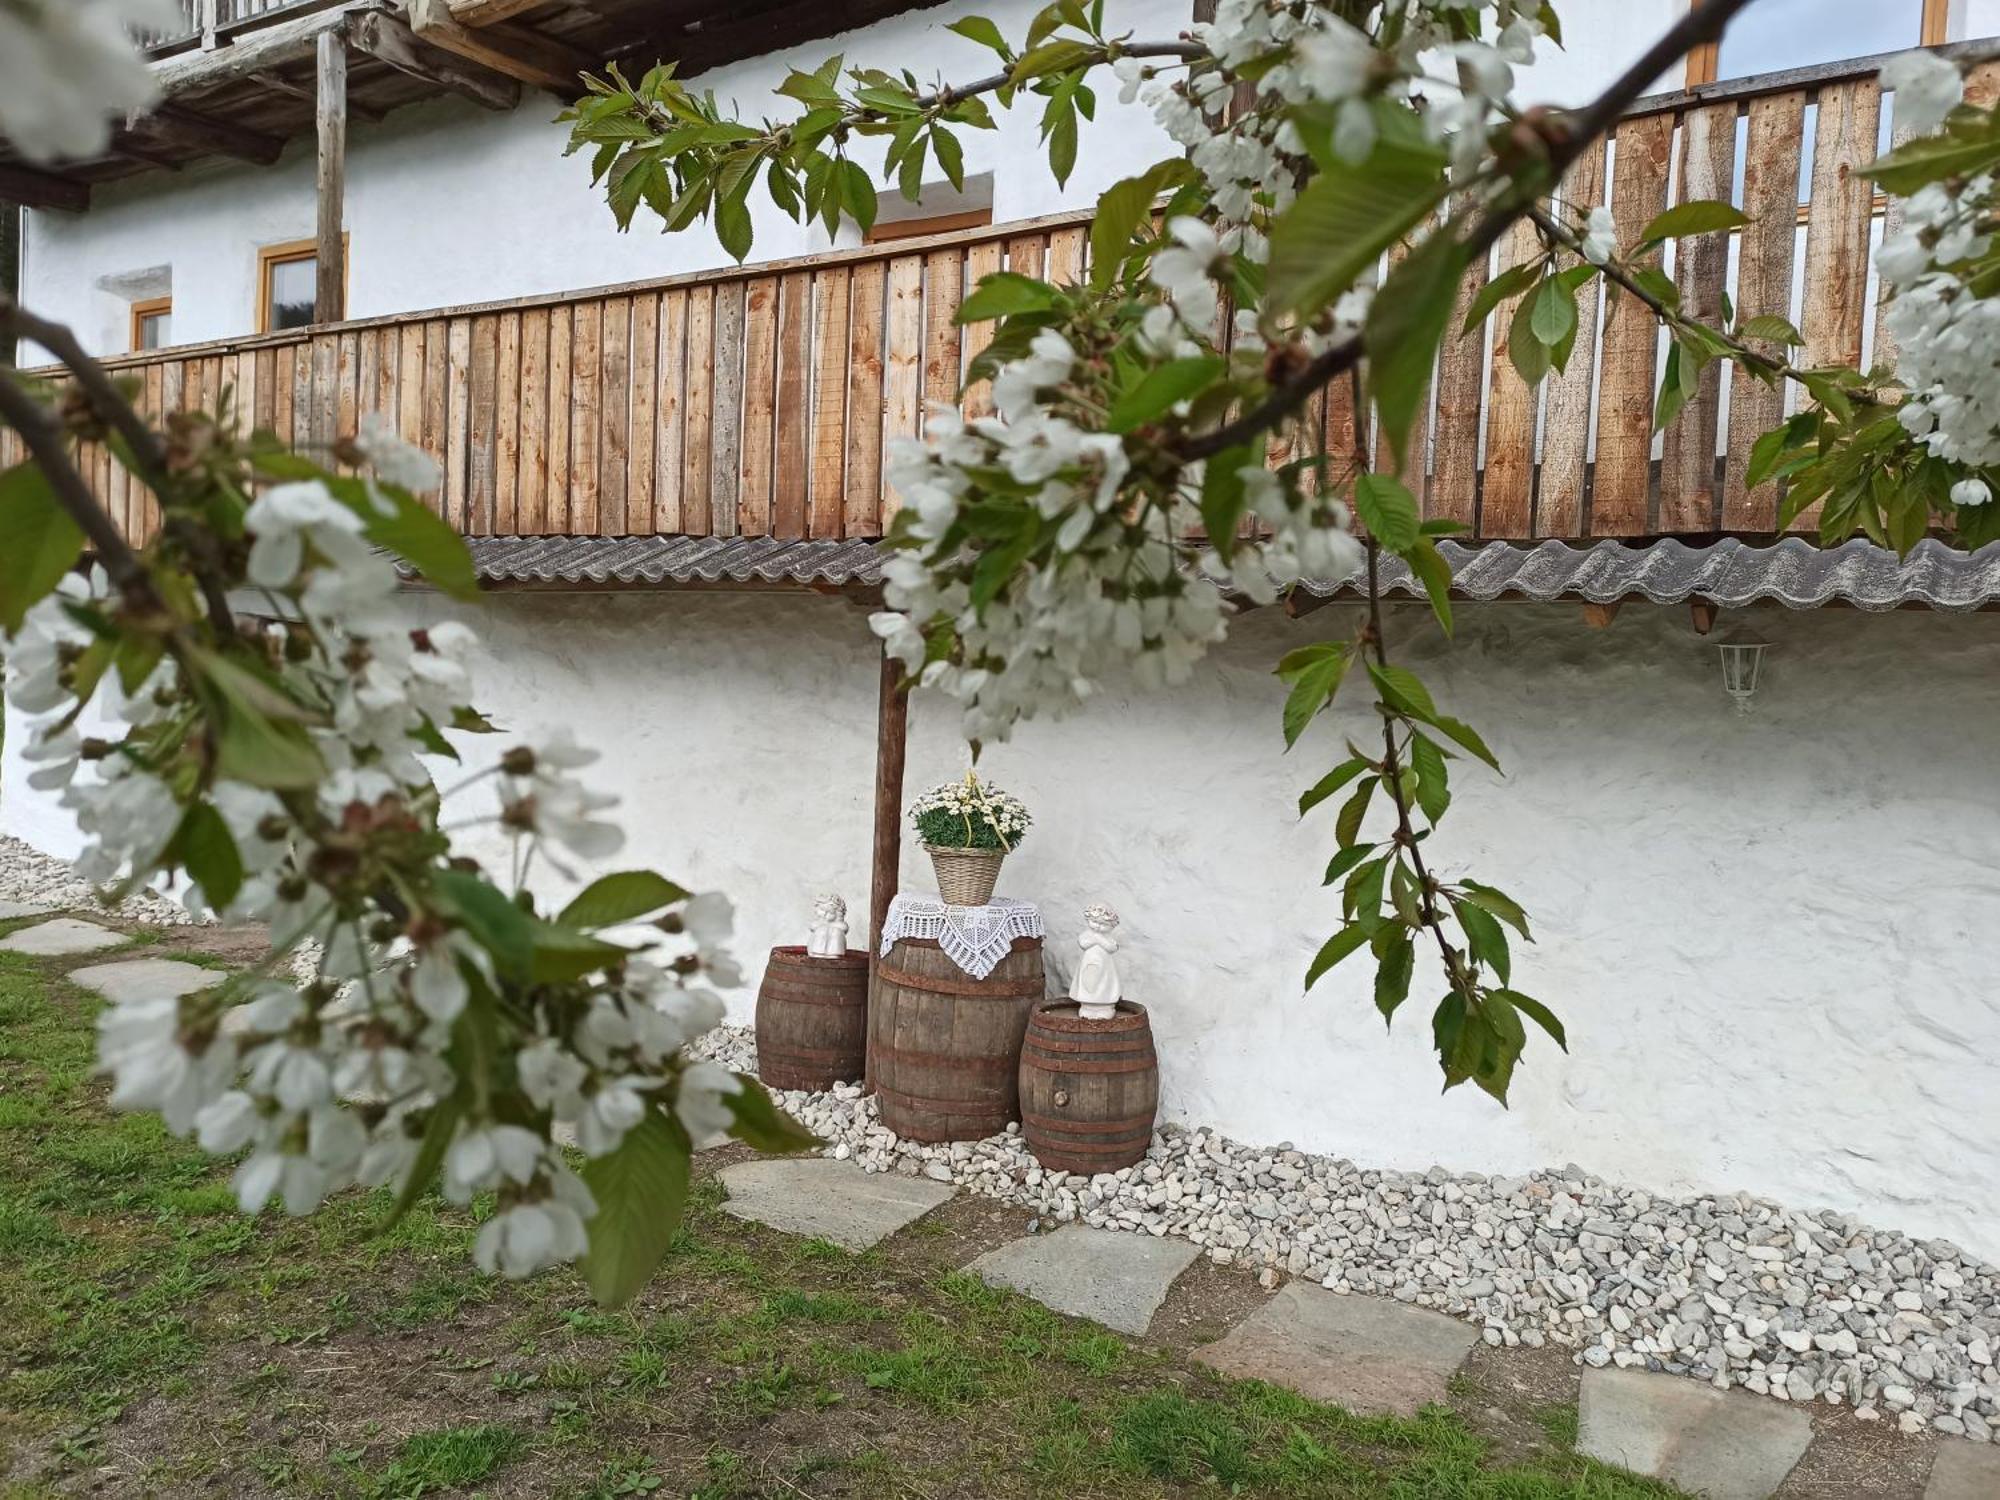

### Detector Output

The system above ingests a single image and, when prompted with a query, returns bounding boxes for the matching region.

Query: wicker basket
[925,843,1006,906]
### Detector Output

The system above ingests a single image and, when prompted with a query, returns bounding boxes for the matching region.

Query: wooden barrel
[1019,1000,1159,1174]
[870,936,1045,1142]
[754,946,869,1091]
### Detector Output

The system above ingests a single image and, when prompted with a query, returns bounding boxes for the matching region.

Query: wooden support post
[1689,598,1719,636]
[1581,601,1622,629]
[865,651,911,1091]
[315,29,347,326]
[199,0,220,50]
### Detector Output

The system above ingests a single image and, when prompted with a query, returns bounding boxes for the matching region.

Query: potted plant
[910,771,1031,906]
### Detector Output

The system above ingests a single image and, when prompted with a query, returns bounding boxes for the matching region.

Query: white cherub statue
[806,893,849,958]
[1069,904,1122,1019]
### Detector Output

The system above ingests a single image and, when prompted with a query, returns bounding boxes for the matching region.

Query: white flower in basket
[909,771,1031,906]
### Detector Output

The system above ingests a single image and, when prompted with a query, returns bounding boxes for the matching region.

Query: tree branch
[0,297,173,486]
[1178,0,1764,463]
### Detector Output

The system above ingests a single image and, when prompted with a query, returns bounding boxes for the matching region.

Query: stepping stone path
[1577,1367,1813,1500]
[718,1159,953,1251]
[1927,1439,2000,1500]
[0,900,50,919]
[1192,1280,1478,1417]
[0,918,124,957]
[69,958,223,1006]
[966,1226,1200,1336]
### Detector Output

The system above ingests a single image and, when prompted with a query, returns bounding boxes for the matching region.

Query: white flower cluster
[0,0,179,162]
[908,773,1031,850]
[3,416,747,1283]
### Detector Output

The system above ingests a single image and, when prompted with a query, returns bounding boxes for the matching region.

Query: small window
[258,240,320,332]
[130,296,172,352]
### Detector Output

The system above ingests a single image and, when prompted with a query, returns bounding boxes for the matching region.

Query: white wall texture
[18,0,1688,356]
[18,595,1985,1256]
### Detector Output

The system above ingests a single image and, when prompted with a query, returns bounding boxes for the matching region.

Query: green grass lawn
[0,930,1687,1499]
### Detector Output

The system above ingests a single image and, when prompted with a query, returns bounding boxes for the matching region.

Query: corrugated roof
[411,534,2000,612]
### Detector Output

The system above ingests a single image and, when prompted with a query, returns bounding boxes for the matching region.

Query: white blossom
[0,0,179,163]
[1582,206,1617,266]
[1881,50,1963,135]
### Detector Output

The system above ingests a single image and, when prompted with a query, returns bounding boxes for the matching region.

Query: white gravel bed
[694,1022,1999,1439]
[0,835,194,927]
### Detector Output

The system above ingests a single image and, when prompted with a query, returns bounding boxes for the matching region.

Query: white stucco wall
[21,594,1984,1256]
[18,0,1692,357]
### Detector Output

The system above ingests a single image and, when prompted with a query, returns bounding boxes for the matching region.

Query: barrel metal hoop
[1022,1055,1157,1076]
[876,1082,1012,1114]
[760,985,867,1007]
[1021,1111,1152,1137]
[872,1045,1017,1073]
[761,1041,863,1063]
[1024,1031,1151,1055]
[876,964,1044,998]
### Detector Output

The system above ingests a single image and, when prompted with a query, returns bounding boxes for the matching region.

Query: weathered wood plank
[335,332,359,454]
[774,270,812,539]
[809,267,851,538]
[682,284,715,536]
[494,311,521,535]
[315,30,346,323]
[959,239,1004,419]
[291,342,313,452]
[1006,232,1047,283]
[1427,216,1490,526]
[1048,225,1086,287]
[517,307,548,534]
[1659,100,1738,532]
[738,275,778,536]
[1590,112,1674,535]
[627,294,658,535]
[655,289,687,534]
[710,280,745,539]
[598,295,631,534]
[1721,90,1806,530]
[569,299,602,534]
[845,261,887,537]
[419,322,449,516]
[546,304,572,531]
[1479,218,1540,539]
[373,325,398,423]
[310,333,338,452]
[1537,144,1607,536]
[467,314,497,534]
[444,316,472,530]
[396,323,425,453]
[882,253,924,516]
[922,247,964,422]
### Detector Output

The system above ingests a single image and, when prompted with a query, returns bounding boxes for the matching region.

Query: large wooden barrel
[754,946,869,1091]
[1019,1000,1159,1174]
[870,936,1045,1142]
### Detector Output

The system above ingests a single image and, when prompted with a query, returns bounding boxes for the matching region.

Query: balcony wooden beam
[316,30,348,324]
[128,104,286,166]
[348,11,521,111]
[0,164,89,214]
[408,0,595,91]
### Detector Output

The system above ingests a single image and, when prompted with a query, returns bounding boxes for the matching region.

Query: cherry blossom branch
[0,298,172,485]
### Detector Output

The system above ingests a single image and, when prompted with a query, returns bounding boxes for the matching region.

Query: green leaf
[1323,843,1374,885]
[1374,933,1415,1023]
[725,1074,821,1152]
[1653,342,1689,432]
[1405,536,1454,636]
[1461,258,1542,333]
[1282,648,1350,749]
[1496,988,1567,1049]
[378,1091,466,1233]
[435,870,534,983]
[324,476,479,601]
[1506,288,1552,387]
[841,159,878,235]
[947,15,1011,57]
[1459,880,1533,940]
[1367,231,1469,469]
[209,685,325,790]
[1409,733,1450,825]
[1046,100,1078,186]
[526,920,634,984]
[580,1108,692,1308]
[171,803,243,912]
[1367,662,1437,720]
[1528,274,1577,348]
[1089,159,1194,289]
[0,462,86,635]
[1107,356,1223,433]
[560,870,693,930]
[1298,756,1371,817]
[1640,199,1750,241]
[1431,712,1500,771]
[956,271,1061,322]
[1862,115,2000,195]
[1351,473,1420,552]
[716,188,754,261]
[1454,897,1511,984]
[1304,924,1369,990]
[1333,777,1376,847]
[1736,313,1802,345]
[1199,442,1252,558]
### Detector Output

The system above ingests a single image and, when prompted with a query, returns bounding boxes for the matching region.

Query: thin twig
[0,297,172,484]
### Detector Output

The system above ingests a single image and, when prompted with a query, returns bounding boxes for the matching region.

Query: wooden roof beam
[408,0,595,91]
[253,68,385,122]
[150,2,359,94]
[0,162,89,213]
[129,104,286,166]
[347,11,521,111]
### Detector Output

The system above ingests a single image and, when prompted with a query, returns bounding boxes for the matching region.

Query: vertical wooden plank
[1480,218,1540,539]
[1047,225,1086,287]
[960,238,1004,419]
[709,280,744,539]
[311,333,338,451]
[882,254,924,515]
[231,350,256,440]
[1538,143,1607,537]
[493,313,520,534]
[374,325,399,420]
[1428,218,1490,525]
[335,331,359,448]
[418,323,448,515]
[396,324,424,448]
[597,296,631,534]
[443,316,472,530]
[1659,101,1737,533]
[922,247,964,419]
[1590,111,1674,536]
[627,293,658,535]
[655,290,687,534]
[682,285,714,535]
[290,342,312,451]
[809,267,852,538]
[545,305,572,531]
[356,329,379,430]
[467,314,499,535]
[517,307,548,534]
[845,261,886,536]
[569,299,602,534]
[270,347,293,446]
[1006,232,1048,283]
[1722,91,1806,530]
[738,276,778,536]
[774,270,811,538]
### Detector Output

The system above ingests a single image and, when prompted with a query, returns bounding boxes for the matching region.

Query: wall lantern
[1716,635,1769,714]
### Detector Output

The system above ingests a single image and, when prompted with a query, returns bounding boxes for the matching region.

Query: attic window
[131,296,172,352]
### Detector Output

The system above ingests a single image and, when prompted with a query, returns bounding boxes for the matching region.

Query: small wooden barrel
[1019,1000,1159,1174]
[870,936,1045,1142]
[754,946,869,1091]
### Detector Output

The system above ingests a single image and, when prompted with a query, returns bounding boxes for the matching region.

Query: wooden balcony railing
[15,49,1996,556]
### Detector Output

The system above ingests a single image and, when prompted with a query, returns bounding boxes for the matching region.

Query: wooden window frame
[863,207,994,245]
[129,295,172,353]
[1685,0,1948,87]
[256,234,349,333]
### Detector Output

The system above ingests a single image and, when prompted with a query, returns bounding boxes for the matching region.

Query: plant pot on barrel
[910,771,1030,906]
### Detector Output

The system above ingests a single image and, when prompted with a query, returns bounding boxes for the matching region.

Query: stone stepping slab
[1926,1439,2000,1500]
[1577,1366,1813,1500]
[1191,1281,1477,1418]
[965,1226,1200,1336]
[69,958,225,1006]
[718,1158,953,1251]
[0,918,125,957]
[0,900,51,920]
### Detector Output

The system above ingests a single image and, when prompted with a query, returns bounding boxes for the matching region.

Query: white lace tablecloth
[880,894,1044,979]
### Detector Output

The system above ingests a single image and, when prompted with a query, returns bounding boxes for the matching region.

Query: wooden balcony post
[199,0,220,49]
[315,28,347,324]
